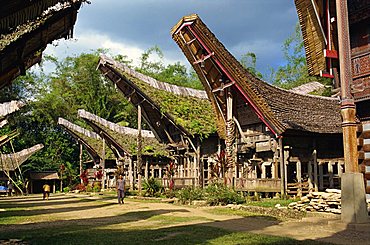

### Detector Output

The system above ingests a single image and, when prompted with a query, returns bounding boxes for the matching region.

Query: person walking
[43,183,51,200]
[7,180,13,197]
[116,175,125,204]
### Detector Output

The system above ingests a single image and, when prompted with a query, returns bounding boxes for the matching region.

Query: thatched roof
[171,14,342,137]
[0,144,44,171]
[58,117,115,162]
[0,100,25,118]
[0,0,84,89]
[98,55,216,142]
[78,110,169,157]
[29,171,59,180]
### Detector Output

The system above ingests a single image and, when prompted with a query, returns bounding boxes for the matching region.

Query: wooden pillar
[328,161,334,188]
[159,166,162,178]
[313,149,319,192]
[319,163,324,190]
[197,139,203,188]
[137,104,143,193]
[129,158,133,191]
[308,160,313,190]
[102,138,106,189]
[53,180,56,193]
[79,143,83,184]
[279,137,286,196]
[296,161,302,196]
[145,161,149,179]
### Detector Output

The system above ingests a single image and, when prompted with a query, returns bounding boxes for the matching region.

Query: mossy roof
[58,118,115,160]
[99,56,217,137]
[78,110,169,157]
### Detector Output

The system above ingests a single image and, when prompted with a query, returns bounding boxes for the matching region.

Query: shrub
[205,183,245,206]
[176,186,204,204]
[93,182,101,192]
[63,187,71,193]
[142,177,162,197]
[74,183,86,192]
[86,184,93,192]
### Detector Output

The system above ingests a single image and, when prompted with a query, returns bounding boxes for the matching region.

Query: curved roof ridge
[172,14,342,135]
[78,109,155,138]
[99,54,208,99]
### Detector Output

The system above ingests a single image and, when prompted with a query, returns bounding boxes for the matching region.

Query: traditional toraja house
[0,144,44,191]
[294,0,370,196]
[77,110,174,189]
[97,55,220,187]
[171,14,347,196]
[58,117,116,187]
[0,0,86,89]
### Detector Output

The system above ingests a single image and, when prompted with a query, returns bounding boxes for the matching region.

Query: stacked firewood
[288,189,341,214]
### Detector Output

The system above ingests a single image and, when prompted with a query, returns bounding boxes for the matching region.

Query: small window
[367,180,370,186]
[365,166,370,173]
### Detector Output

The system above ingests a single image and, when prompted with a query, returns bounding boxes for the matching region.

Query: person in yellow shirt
[43,183,51,200]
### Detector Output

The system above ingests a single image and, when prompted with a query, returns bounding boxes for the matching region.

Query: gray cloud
[68,0,298,78]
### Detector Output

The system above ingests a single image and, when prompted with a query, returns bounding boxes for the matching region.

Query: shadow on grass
[0,215,329,245]
[0,197,94,209]
[0,202,116,218]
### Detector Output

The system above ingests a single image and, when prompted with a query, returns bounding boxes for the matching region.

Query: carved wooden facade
[172,14,345,195]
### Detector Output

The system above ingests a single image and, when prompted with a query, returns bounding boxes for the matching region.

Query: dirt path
[1,194,369,244]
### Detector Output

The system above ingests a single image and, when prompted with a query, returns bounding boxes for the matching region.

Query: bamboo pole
[137,104,143,194]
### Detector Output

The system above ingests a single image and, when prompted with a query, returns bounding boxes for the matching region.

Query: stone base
[341,173,369,223]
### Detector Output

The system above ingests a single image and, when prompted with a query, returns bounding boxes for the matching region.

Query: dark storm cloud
[72,0,298,78]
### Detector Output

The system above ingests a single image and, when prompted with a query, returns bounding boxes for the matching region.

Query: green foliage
[270,23,332,94]
[240,52,263,79]
[137,46,203,90]
[176,186,205,204]
[0,50,136,188]
[63,187,71,193]
[142,177,162,197]
[205,183,245,206]
[92,182,101,192]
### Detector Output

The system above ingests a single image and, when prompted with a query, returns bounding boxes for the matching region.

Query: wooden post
[197,139,203,188]
[129,158,133,191]
[319,163,324,190]
[278,137,286,197]
[296,161,302,196]
[313,147,319,192]
[308,160,313,190]
[102,138,106,190]
[328,161,334,188]
[145,161,149,179]
[137,104,143,194]
[79,143,83,184]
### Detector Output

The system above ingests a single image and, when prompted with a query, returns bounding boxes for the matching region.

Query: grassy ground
[0,194,333,245]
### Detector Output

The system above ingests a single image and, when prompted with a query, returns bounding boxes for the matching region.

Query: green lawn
[0,195,331,245]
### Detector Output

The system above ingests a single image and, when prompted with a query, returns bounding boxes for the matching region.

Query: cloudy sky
[45,0,299,78]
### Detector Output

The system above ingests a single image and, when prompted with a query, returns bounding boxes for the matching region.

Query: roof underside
[0,0,83,89]
[171,14,342,136]
[294,0,327,76]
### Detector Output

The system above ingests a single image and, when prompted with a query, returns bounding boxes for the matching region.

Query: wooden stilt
[319,163,324,190]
